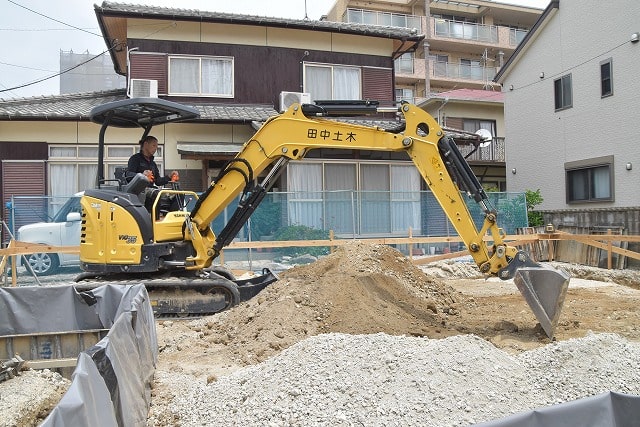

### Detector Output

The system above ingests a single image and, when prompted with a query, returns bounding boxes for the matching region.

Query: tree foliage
[525,189,544,227]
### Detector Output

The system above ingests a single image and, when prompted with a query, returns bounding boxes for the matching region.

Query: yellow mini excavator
[77,97,569,337]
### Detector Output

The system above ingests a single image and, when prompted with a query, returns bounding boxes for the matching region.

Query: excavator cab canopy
[89,98,200,185]
[89,97,200,128]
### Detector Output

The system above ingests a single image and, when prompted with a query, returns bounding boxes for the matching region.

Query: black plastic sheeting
[474,391,640,427]
[0,284,157,427]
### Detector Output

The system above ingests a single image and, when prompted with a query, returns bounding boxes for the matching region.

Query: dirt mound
[156,241,465,373]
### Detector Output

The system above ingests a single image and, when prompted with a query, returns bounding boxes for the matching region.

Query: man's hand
[143,170,154,182]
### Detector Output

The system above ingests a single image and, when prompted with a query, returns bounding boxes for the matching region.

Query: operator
[127,135,178,186]
[127,135,180,214]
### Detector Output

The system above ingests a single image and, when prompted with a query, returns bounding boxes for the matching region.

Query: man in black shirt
[127,135,179,214]
[126,135,177,185]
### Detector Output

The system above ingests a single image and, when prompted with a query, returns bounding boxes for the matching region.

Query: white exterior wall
[501,0,640,210]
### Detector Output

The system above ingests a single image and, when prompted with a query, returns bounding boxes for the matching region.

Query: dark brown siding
[129,39,394,107]
[2,161,46,242]
[446,117,464,129]
[362,67,393,104]
[0,142,48,223]
[130,53,168,94]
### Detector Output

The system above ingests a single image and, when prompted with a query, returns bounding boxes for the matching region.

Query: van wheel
[25,253,59,276]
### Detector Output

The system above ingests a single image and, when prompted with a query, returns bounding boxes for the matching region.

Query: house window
[304,63,361,101]
[600,58,613,97]
[48,145,162,196]
[168,56,233,97]
[565,156,613,203]
[287,161,421,235]
[554,74,572,110]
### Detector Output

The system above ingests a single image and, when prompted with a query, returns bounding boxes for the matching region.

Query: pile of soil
[155,242,465,375]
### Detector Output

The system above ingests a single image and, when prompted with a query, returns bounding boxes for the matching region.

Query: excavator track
[73,268,278,319]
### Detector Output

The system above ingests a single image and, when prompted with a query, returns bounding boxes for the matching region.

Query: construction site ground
[1,241,639,425]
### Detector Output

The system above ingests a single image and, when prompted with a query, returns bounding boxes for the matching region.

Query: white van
[16,193,82,275]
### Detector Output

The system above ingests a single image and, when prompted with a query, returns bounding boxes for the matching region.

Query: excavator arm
[186,101,570,338]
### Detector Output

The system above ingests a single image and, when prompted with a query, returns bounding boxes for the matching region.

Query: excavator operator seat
[124,172,150,196]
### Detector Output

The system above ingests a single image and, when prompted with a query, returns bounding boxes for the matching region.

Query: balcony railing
[457,137,506,162]
[509,28,528,46]
[434,19,498,43]
[395,57,427,81]
[431,61,497,82]
[344,8,422,31]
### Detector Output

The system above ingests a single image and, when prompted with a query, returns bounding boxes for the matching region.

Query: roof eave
[493,0,560,83]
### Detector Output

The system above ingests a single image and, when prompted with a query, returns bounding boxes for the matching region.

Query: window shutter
[2,161,46,238]
[130,53,168,94]
[362,67,393,103]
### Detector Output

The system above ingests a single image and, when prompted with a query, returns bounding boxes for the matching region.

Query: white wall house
[495,0,640,212]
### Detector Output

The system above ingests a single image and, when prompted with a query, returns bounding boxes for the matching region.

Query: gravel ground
[154,332,640,426]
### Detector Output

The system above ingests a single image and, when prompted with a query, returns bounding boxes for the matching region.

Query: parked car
[16,193,82,275]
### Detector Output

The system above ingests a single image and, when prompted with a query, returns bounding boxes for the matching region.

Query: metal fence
[3,190,527,248]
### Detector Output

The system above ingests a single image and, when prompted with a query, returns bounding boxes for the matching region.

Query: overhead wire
[0,0,176,95]
[508,38,632,92]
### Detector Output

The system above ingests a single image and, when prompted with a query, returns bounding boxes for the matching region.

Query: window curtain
[50,164,76,197]
[592,166,610,199]
[170,58,199,94]
[360,164,390,233]
[390,165,421,233]
[325,164,357,234]
[333,67,360,99]
[287,163,323,229]
[305,66,332,102]
[202,58,232,96]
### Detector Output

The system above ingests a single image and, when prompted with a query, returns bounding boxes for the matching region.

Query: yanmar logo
[118,235,137,244]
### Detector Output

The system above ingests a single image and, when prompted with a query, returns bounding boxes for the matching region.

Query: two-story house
[0,1,423,237]
[494,0,640,260]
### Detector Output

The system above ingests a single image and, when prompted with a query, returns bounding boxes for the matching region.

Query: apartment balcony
[428,17,527,53]
[428,58,500,89]
[344,8,423,32]
[458,137,506,163]
[394,56,427,83]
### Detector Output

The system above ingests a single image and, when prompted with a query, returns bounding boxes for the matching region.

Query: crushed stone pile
[0,369,69,427]
[155,332,640,426]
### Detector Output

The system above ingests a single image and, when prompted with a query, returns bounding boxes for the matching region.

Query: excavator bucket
[513,265,570,339]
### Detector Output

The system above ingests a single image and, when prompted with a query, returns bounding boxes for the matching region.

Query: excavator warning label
[308,128,357,142]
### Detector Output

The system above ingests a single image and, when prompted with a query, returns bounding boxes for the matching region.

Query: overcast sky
[0,0,550,99]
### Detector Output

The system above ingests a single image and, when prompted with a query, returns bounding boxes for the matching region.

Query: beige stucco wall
[0,120,257,171]
[127,18,393,56]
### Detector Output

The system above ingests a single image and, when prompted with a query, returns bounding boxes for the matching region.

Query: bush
[525,189,544,227]
[273,225,330,257]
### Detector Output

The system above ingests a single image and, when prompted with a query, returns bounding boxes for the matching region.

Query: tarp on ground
[475,391,640,427]
[0,284,157,427]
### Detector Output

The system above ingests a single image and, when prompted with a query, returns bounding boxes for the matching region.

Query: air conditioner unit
[129,79,158,98]
[279,91,311,112]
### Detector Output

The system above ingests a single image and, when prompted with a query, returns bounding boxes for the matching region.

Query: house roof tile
[96,2,424,41]
[0,90,278,122]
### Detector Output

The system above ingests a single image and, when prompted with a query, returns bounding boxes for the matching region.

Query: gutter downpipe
[126,47,139,98]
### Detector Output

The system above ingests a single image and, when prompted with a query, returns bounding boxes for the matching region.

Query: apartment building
[326,0,542,190]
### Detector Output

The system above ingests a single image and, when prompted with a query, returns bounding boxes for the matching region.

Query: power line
[6,0,103,38]
[0,50,113,93]
[510,38,631,92]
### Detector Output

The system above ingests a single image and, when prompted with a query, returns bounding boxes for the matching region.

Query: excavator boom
[187,101,570,337]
